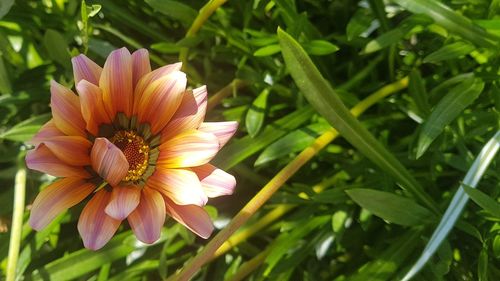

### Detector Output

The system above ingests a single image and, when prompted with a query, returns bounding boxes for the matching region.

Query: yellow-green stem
[6,163,26,281]
[169,77,409,281]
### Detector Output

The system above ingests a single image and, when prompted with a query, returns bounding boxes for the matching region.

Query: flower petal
[78,190,121,250]
[191,164,236,198]
[158,130,219,168]
[131,49,151,88]
[91,138,129,186]
[76,80,112,135]
[137,71,187,134]
[50,80,87,137]
[72,54,102,85]
[148,168,207,206]
[100,47,133,117]
[164,198,214,239]
[105,186,141,220]
[128,187,166,243]
[26,144,90,178]
[28,120,64,146]
[198,121,238,148]
[44,136,92,166]
[29,178,95,230]
[161,86,207,141]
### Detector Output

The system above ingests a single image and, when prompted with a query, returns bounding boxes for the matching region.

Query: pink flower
[26,48,237,250]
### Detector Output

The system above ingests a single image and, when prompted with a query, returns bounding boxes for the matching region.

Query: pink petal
[136,71,187,134]
[78,190,121,250]
[26,144,90,178]
[29,178,95,230]
[148,168,207,206]
[128,187,166,243]
[72,54,103,85]
[161,86,207,141]
[198,121,238,148]
[91,138,129,186]
[164,198,214,239]
[50,80,87,137]
[131,49,151,88]
[76,80,112,135]
[105,186,141,220]
[191,164,236,198]
[158,130,219,168]
[28,120,64,146]
[43,136,92,166]
[100,47,133,117]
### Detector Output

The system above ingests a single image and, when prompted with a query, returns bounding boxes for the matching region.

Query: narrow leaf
[462,184,500,218]
[423,41,475,63]
[253,45,281,57]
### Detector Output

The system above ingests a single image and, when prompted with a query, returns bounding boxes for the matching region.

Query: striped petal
[91,138,129,186]
[191,164,235,198]
[28,120,64,146]
[29,177,95,230]
[164,198,213,239]
[198,121,238,148]
[72,54,102,85]
[76,80,112,135]
[78,190,121,250]
[100,47,133,117]
[158,130,219,168]
[131,49,151,88]
[105,186,141,220]
[26,144,90,178]
[136,71,187,134]
[128,187,166,243]
[50,80,87,137]
[161,86,207,141]
[44,136,92,166]
[148,168,207,206]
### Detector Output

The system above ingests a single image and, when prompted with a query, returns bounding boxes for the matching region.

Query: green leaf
[423,41,475,63]
[245,88,270,137]
[0,55,11,94]
[0,114,51,142]
[151,42,181,54]
[303,40,339,56]
[409,69,430,116]
[393,0,499,48]
[416,77,484,158]
[0,0,13,19]
[277,27,438,213]
[43,29,71,69]
[346,8,373,41]
[462,184,500,218]
[253,44,281,56]
[478,245,489,281]
[145,0,197,26]
[346,188,433,226]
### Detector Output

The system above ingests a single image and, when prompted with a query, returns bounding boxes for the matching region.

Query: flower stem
[169,77,409,281]
[6,159,27,281]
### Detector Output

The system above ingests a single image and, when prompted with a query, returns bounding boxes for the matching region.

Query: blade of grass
[402,130,500,281]
[277,27,438,214]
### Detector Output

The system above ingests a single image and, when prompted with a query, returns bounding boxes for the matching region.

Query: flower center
[110,130,149,182]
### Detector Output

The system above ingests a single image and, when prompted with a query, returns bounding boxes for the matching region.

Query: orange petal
[26,144,90,178]
[100,47,133,117]
[161,86,207,141]
[44,136,92,166]
[164,197,213,239]
[72,54,102,85]
[191,164,236,198]
[158,130,219,168]
[198,121,238,148]
[28,120,64,146]
[78,190,121,250]
[128,187,165,244]
[148,168,207,206]
[91,138,129,186]
[29,177,95,230]
[50,80,87,137]
[105,186,141,220]
[137,71,186,134]
[76,80,112,135]
[131,49,151,88]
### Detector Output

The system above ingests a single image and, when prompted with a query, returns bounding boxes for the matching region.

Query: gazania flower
[26,47,237,250]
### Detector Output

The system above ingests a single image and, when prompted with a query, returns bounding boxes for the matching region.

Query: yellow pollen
[110,130,149,181]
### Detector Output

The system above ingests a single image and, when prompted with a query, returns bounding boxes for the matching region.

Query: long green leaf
[277,27,438,213]
[402,130,500,281]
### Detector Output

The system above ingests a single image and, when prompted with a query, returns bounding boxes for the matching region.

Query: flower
[26,47,237,250]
